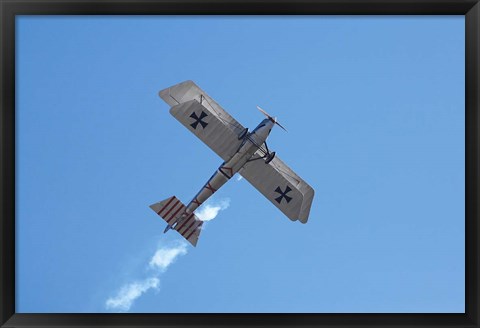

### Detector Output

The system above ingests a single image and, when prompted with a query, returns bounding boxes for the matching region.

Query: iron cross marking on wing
[190,111,208,129]
[275,186,292,204]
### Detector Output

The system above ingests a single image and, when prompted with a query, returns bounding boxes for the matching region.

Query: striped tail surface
[149,196,204,247]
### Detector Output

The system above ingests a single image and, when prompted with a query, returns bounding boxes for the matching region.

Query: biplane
[150,81,314,246]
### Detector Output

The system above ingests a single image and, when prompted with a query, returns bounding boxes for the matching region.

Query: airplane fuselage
[167,118,275,231]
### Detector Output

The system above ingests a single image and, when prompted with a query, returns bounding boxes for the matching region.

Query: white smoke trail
[196,198,230,221]
[105,241,188,312]
[105,198,231,311]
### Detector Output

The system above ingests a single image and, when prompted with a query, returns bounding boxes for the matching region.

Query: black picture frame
[1,1,478,327]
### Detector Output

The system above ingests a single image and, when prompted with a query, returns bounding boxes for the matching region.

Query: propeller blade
[276,121,288,132]
[256,105,287,132]
[256,105,271,118]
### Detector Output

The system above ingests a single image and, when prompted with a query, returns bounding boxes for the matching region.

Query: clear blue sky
[16,16,464,313]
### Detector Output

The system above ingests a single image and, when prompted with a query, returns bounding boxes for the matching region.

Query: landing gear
[245,141,276,164]
[238,128,248,140]
[263,142,275,164]
[265,151,276,164]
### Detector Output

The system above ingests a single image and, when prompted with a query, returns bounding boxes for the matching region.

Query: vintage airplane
[150,80,314,246]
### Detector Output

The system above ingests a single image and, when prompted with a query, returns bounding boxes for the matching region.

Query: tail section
[149,196,204,247]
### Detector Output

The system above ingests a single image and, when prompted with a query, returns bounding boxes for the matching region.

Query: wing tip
[159,80,199,106]
[299,186,315,223]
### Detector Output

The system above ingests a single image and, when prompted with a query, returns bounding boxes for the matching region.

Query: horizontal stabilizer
[150,196,203,247]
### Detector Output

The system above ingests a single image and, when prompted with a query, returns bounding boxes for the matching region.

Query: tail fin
[150,196,203,247]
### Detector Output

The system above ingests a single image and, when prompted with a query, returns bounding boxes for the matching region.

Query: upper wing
[159,80,245,161]
[239,146,314,223]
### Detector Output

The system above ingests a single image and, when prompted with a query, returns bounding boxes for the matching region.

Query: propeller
[256,106,287,132]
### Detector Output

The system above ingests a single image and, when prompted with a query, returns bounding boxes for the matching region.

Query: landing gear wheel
[238,128,248,140]
[265,152,276,164]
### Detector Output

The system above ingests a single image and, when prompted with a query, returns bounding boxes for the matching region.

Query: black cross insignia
[274,186,292,204]
[190,111,208,129]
